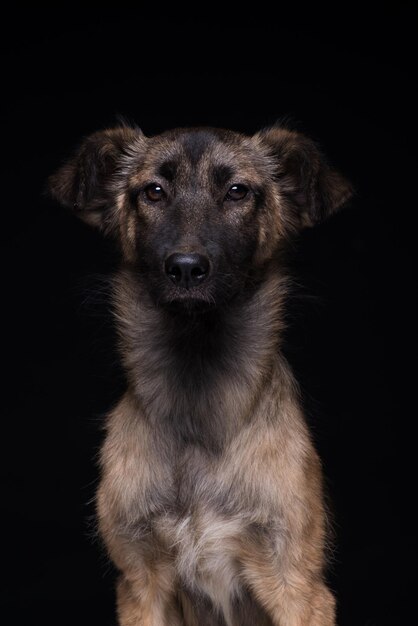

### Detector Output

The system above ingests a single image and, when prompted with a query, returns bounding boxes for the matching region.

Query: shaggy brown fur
[50,123,352,625]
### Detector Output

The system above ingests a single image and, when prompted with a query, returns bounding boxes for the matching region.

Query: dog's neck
[113,265,289,452]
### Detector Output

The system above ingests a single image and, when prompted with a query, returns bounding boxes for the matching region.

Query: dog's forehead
[142,128,263,181]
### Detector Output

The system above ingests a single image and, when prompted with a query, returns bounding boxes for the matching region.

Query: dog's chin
[161,287,217,314]
[160,294,216,315]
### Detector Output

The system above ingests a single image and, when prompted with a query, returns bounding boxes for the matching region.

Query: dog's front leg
[240,549,335,626]
[116,566,184,626]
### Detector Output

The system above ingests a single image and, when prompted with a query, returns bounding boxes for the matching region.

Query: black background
[1,5,416,626]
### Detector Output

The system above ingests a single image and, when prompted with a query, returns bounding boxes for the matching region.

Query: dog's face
[49,125,352,310]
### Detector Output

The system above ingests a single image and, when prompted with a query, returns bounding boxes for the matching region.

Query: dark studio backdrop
[1,5,416,626]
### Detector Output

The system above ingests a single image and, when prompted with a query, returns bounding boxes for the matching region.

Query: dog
[49,123,352,625]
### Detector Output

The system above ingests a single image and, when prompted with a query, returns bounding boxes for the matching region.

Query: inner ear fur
[255,126,353,229]
[48,126,143,230]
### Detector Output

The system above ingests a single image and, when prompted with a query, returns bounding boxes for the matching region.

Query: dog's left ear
[254,126,353,229]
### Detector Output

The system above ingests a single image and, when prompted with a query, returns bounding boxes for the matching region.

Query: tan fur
[50,124,352,624]
[97,272,335,625]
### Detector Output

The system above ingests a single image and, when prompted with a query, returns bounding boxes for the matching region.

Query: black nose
[165,253,210,288]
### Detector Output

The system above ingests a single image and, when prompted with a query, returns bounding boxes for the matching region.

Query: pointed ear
[48,126,144,231]
[254,126,353,229]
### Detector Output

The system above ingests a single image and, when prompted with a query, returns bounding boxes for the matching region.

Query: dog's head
[49,125,352,310]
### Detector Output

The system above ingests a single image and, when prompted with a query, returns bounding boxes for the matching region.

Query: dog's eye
[144,183,166,202]
[225,184,248,201]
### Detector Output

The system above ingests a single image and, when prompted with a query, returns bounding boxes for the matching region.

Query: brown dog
[50,124,352,625]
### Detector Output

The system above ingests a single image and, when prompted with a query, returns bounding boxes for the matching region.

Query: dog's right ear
[48,126,144,232]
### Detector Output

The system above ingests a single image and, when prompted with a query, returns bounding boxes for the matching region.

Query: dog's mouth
[162,285,217,313]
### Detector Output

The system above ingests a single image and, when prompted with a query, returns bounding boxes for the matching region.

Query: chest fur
[98,387,313,625]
